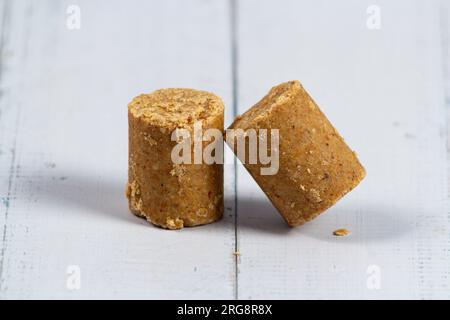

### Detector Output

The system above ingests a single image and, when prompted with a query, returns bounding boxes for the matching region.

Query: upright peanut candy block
[228,81,365,226]
[127,88,224,229]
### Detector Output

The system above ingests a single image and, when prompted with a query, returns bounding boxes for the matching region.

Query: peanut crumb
[125,182,132,198]
[308,188,322,203]
[126,181,143,211]
[290,202,295,208]
[135,198,143,211]
[333,228,350,236]
[306,168,312,174]
[196,208,208,217]
[170,164,186,177]
[143,133,157,146]
[166,217,184,230]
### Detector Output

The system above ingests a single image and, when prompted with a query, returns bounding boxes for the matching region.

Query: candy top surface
[230,80,302,130]
[128,88,224,128]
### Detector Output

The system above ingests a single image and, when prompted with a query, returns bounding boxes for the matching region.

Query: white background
[0,0,449,299]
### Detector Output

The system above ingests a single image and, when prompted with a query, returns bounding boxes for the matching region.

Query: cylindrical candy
[228,81,365,226]
[126,88,224,229]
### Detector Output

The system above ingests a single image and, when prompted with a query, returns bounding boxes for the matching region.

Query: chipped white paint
[0,0,449,299]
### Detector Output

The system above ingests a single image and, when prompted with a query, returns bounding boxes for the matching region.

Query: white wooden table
[0,0,449,299]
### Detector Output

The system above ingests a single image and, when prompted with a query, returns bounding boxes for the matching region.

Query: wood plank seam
[0,0,9,105]
[0,0,11,294]
[229,0,239,300]
[0,0,29,294]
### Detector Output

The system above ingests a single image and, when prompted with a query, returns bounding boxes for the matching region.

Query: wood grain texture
[235,0,450,299]
[0,0,236,299]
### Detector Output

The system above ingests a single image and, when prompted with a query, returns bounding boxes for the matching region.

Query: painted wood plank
[0,0,236,299]
[0,0,11,295]
[443,0,450,183]
[235,0,450,299]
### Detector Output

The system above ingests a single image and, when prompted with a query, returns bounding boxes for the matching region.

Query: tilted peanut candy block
[228,81,365,226]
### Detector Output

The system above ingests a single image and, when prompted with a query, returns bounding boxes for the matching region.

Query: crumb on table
[333,228,350,236]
